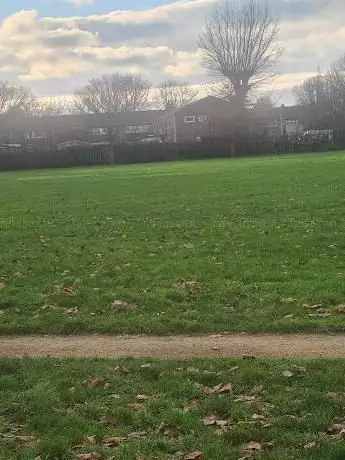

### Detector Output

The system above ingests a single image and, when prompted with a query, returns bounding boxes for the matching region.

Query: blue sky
[0,0,168,19]
[0,0,343,103]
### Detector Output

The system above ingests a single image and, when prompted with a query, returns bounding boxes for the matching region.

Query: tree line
[0,0,343,126]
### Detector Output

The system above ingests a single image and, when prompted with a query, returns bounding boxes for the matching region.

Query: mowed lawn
[1,153,345,334]
[2,357,345,460]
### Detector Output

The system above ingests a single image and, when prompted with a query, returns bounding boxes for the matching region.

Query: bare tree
[199,0,281,108]
[74,73,152,114]
[0,81,36,116]
[155,80,198,109]
[33,97,72,117]
[293,76,332,107]
[328,55,345,114]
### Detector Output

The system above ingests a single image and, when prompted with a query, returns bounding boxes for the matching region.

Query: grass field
[2,357,345,459]
[1,153,345,334]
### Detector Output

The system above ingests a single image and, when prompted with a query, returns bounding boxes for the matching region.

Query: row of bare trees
[0,77,199,119]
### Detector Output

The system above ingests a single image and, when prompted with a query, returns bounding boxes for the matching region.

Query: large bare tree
[199,0,281,108]
[0,81,36,116]
[155,80,198,109]
[74,73,151,114]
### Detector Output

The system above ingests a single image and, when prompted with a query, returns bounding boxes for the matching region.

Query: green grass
[1,153,345,334]
[2,357,345,459]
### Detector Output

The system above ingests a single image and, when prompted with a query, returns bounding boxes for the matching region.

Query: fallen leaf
[328,423,345,434]
[326,392,344,400]
[230,366,239,372]
[200,382,233,395]
[17,435,36,443]
[291,365,306,373]
[332,305,345,315]
[284,314,294,319]
[249,385,264,395]
[84,436,97,446]
[234,395,256,403]
[283,371,294,378]
[140,364,152,369]
[203,415,217,426]
[303,303,322,310]
[308,313,331,318]
[75,453,103,460]
[0,282,5,290]
[252,414,265,421]
[203,415,229,427]
[281,297,296,303]
[183,451,203,459]
[174,280,201,291]
[111,300,136,311]
[103,436,125,447]
[127,403,145,411]
[86,378,105,388]
[39,236,50,245]
[136,394,149,401]
[304,442,316,449]
[218,383,234,394]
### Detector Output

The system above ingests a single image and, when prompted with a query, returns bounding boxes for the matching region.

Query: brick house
[155,96,234,143]
[0,110,165,150]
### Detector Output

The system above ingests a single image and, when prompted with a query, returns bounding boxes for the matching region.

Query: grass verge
[2,357,345,459]
[1,153,345,334]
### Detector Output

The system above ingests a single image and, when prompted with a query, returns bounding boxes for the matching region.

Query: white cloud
[64,0,94,6]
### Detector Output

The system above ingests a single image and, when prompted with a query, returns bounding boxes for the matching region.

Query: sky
[0,0,344,104]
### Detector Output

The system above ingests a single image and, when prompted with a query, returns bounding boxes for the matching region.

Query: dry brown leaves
[103,436,125,447]
[200,382,233,395]
[327,422,345,440]
[75,454,103,460]
[57,283,77,296]
[239,441,274,459]
[174,279,202,292]
[39,236,50,246]
[111,299,137,311]
[136,394,149,401]
[85,378,111,389]
[183,451,203,460]
[203,415,230,427]
[16,435,36,443]
[304,442,316,449]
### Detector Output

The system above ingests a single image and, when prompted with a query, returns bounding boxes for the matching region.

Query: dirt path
[1,333,345,358]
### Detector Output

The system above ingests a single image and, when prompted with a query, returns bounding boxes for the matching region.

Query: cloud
[64,0,94,6]
[0,0,343,101]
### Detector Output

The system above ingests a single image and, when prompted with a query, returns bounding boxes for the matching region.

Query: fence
[0,136,342,171]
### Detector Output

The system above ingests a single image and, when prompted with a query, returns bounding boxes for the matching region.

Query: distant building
[155,96,235,143]
[0,110,165,150]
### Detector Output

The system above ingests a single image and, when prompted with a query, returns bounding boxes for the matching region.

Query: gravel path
[1,334,345,358]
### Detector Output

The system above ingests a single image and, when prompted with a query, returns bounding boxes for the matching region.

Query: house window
[184,116,196,124]
[92,128,109,136]
[268,120,279,128]
[24,130,47,140]
[126,124,151,134]
[198,114,207,123]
